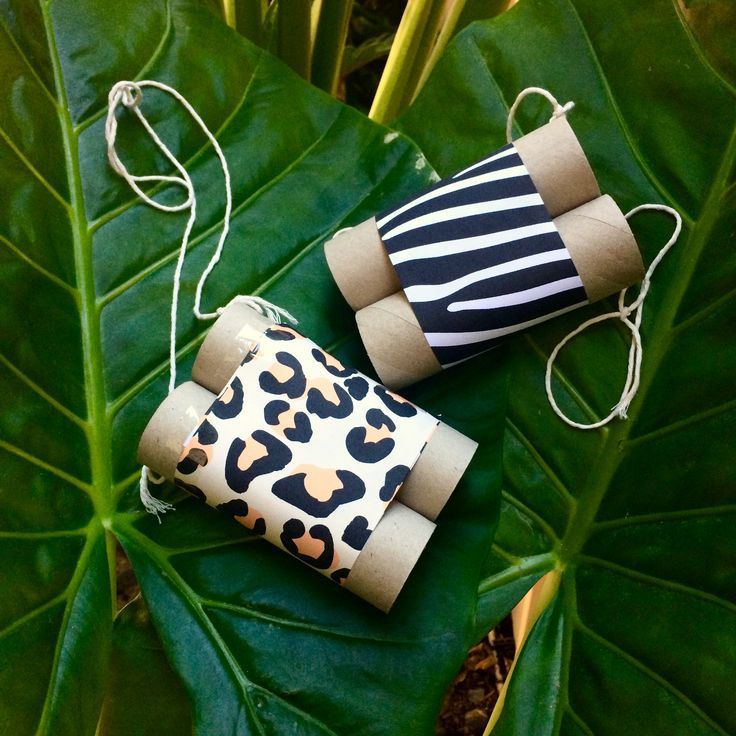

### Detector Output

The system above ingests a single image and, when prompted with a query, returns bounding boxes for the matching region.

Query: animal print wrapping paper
[174,324,439,584]
[376,143,587,367]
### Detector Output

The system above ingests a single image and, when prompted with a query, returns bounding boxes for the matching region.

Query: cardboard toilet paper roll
[324,117,599,313]
[193,302,477,520]
[324,218,402,311]
[555,194,644,302]
[138,381,214,479]
[192,301,273,393]
[513,116,600,218]
[397,422,477,520]
[137,367,439,612]
[345,501,435,612]
[357,195,644,388]
[355,291,441,390]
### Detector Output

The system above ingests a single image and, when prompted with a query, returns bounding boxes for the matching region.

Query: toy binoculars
[325,116,645,388]
[138,302,477,611]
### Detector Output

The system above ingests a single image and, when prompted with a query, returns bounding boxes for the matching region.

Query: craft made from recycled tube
[324,117,644,389]
[139,302,477,611]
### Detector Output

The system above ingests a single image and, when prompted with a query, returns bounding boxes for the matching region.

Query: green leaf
[342,32,395,76]
[0,0,505,733]
[99,598,193,736]
[399,0,736,733]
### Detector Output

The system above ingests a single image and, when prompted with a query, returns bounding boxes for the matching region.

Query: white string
[545,204,682,430]
[105,80,296,516]
[506,87,575,144]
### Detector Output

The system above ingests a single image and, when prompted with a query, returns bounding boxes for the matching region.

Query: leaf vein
[0,439,91,493]
[578,554,736,615]
[575,620,730,736]
[0,349,87,427]
[202,598,423,645]
[592,504,736,531]
[0,123,70,208]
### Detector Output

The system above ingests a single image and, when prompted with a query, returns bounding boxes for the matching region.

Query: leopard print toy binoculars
[325,115,645,388]
[138,302,477,611]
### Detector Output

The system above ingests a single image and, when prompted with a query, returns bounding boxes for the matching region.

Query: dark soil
[436,619,516,736]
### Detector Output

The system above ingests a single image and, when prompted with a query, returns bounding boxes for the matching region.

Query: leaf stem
[368,0,434,123]
[311,0,354,95]
[396,0,449,110]
[222,0,266,45]
[276,0,314,80]
[415,0,470,92]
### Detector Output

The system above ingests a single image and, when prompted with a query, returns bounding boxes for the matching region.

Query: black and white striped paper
[377,144,588,367]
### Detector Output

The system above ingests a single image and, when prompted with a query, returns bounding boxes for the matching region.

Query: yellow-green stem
[369,0,434,124]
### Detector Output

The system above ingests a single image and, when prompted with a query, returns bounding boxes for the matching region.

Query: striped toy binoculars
[138,302,477,611]
[325,115,644,388]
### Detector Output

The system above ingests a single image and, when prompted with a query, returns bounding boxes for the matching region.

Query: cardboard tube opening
[324,217,402,311]
[356,291,441,390]
[344,502,435,612]
[555,195,645,303]
[192,301,275,394]
[514,116,600,218]
[137,381,215,480]
[397,422,478,521]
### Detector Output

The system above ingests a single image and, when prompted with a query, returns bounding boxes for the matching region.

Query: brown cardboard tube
[323,217,401,311]
[397,421,478,520]
[137,381,215,480]
[514,116,600,218]
[192,301,274,394]
[356,291,441,389]
[344,502,435,612]
[555,195,644,303]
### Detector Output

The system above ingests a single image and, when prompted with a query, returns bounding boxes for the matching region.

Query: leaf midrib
[542,71,736,736]
[558,121,736,562]
[36,1,115,733]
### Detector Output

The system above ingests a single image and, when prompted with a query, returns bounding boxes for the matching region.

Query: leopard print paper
[174,325,438,583]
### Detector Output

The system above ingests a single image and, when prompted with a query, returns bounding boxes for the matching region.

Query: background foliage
[0,0,504,733]
[400,0,736,733]
[0,0,734,734]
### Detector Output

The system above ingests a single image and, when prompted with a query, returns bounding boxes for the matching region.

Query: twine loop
[105,79,295,516]
[506,87,575,144]
[545,204,682,430]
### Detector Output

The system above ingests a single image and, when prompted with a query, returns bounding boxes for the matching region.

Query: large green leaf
[399,0,736,733]
[99,597,193,735]
[0,1,505,733]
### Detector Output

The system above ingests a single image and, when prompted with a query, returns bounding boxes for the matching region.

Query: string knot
[552,100,575,120]
[110,80,141,109]
[618,304,635,320]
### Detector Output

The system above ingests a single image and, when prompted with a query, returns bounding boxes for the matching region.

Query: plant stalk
[368,0,434,124]
[276,0,315,80]
[222,0,266,45]
[396,0,448,110]
[416,0,470,93]
[311,0,354,95]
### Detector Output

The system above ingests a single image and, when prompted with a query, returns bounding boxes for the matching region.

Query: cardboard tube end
[515,116,600,218]
[324,218,401,311]
[192,302,274,394]
[356,292,441,390]
[137,381,215,480]
[397,422,478,520]
[344,502,435,612]
[555,195,645,303]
